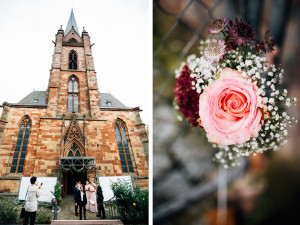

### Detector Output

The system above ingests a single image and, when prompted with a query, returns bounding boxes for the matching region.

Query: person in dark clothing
[96,181,106,219]
[77,186,87,220]
[74,182,80,216]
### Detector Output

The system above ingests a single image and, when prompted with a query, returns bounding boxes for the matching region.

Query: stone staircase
[51,220,123,225]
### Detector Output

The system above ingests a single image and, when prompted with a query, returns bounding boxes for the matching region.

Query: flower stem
[221,30,227,39]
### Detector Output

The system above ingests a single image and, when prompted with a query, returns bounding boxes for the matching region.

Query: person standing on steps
[74,182,80,216]
[89,182,98,213]
[85,180,91,211]
[96,181,106,219]
[24,176,42,225]
[77,186,87,220]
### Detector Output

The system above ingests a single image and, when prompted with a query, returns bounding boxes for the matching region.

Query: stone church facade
[0,11,148,194]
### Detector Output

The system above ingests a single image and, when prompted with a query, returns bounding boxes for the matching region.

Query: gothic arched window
[10,116,31,174]
[114,120,134,173]
[68,76,79,113]
[69,50,77,70]
[67,143,81,157]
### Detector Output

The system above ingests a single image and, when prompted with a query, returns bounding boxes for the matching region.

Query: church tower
[46,10,101,119]
[0,11,149,194]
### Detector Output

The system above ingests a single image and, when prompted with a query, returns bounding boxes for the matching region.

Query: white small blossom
[245,60,253,66]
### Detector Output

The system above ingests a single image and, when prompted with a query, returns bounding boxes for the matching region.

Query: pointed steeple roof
[65,9,80,36]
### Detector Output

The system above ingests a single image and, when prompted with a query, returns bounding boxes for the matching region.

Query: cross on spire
[65,9,80,36]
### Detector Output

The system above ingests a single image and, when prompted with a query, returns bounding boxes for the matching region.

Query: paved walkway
[51,220,123,225]
[57,195,106,220]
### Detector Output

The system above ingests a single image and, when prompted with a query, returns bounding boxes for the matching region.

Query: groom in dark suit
[96,181,106,219]
[74,182,80,216]
[77,186,87,220]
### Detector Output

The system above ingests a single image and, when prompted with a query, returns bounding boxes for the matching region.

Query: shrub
[54,183,62,206]
[0,198,17,224]
[0,197,53,224]
[111,180,148,224]
[36,209,52,224]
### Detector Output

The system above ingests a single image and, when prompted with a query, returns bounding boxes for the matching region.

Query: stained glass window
[68,76,79,113]
[10,116,31,174]
[67,143,81,157]
[114,120,134,173]
[69,51,77,70]
[74,94,79,113]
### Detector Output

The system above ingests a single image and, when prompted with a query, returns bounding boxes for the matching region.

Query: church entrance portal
[59,157,96,196]
[63,169,87,195]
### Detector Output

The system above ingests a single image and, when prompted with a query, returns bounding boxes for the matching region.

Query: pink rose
[199,68,262,145]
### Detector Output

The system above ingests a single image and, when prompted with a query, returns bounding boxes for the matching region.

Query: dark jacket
[96,185,104,204]
[74,186,80,203]
[77,190,87,205]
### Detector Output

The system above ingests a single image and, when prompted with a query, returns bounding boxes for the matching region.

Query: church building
[0,11,149,195]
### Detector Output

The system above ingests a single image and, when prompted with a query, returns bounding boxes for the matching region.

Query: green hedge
[0,198,18,224]
[0,197,52,224]
[111,180,148,224]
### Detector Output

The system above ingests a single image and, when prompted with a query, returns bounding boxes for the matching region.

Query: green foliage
[35,209,52,224]
[0,197,53,224]
[54,182,62,206]
[0,198,17,224]
[111,180,148,224]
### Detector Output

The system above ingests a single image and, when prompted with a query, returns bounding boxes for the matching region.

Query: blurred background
[153,0,300,224]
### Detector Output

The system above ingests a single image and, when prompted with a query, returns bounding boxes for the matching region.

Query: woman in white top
[24,176,42,225]
[85,181,91,211]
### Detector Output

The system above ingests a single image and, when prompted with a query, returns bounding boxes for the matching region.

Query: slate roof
[100,93,126,108]
[14,91,127,109]
[65,10,80,37]
[17,91,47,105]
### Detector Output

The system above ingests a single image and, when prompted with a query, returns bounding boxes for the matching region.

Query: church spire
[65,9,80,36]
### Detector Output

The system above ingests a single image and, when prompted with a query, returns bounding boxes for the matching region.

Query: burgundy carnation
[174,64,200,127]
[227,18,256,46]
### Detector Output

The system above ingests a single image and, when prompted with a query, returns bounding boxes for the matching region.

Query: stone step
[51,219,123,225]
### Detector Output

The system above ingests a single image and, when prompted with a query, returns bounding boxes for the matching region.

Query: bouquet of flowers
[50,190,57,205]
[174,18,297,168]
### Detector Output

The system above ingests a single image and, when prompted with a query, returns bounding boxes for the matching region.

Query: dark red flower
[252,30,275,54]
[225,39,236,51]
[252,41,264,52]
[227,18,256,46]
[174,64,200,127]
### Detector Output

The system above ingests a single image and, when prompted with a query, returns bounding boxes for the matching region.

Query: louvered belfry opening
[69,50,77,70]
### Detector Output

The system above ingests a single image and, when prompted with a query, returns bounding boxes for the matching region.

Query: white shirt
[80,191,84,201]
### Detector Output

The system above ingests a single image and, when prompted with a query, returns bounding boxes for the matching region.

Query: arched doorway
[61,143,86,195]
[60,142,96,195]
[63,169,87,195]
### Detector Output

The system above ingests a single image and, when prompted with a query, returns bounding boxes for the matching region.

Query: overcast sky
[0,0,151,124]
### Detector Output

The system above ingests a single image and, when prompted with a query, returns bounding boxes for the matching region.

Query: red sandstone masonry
[0,26,148,194]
